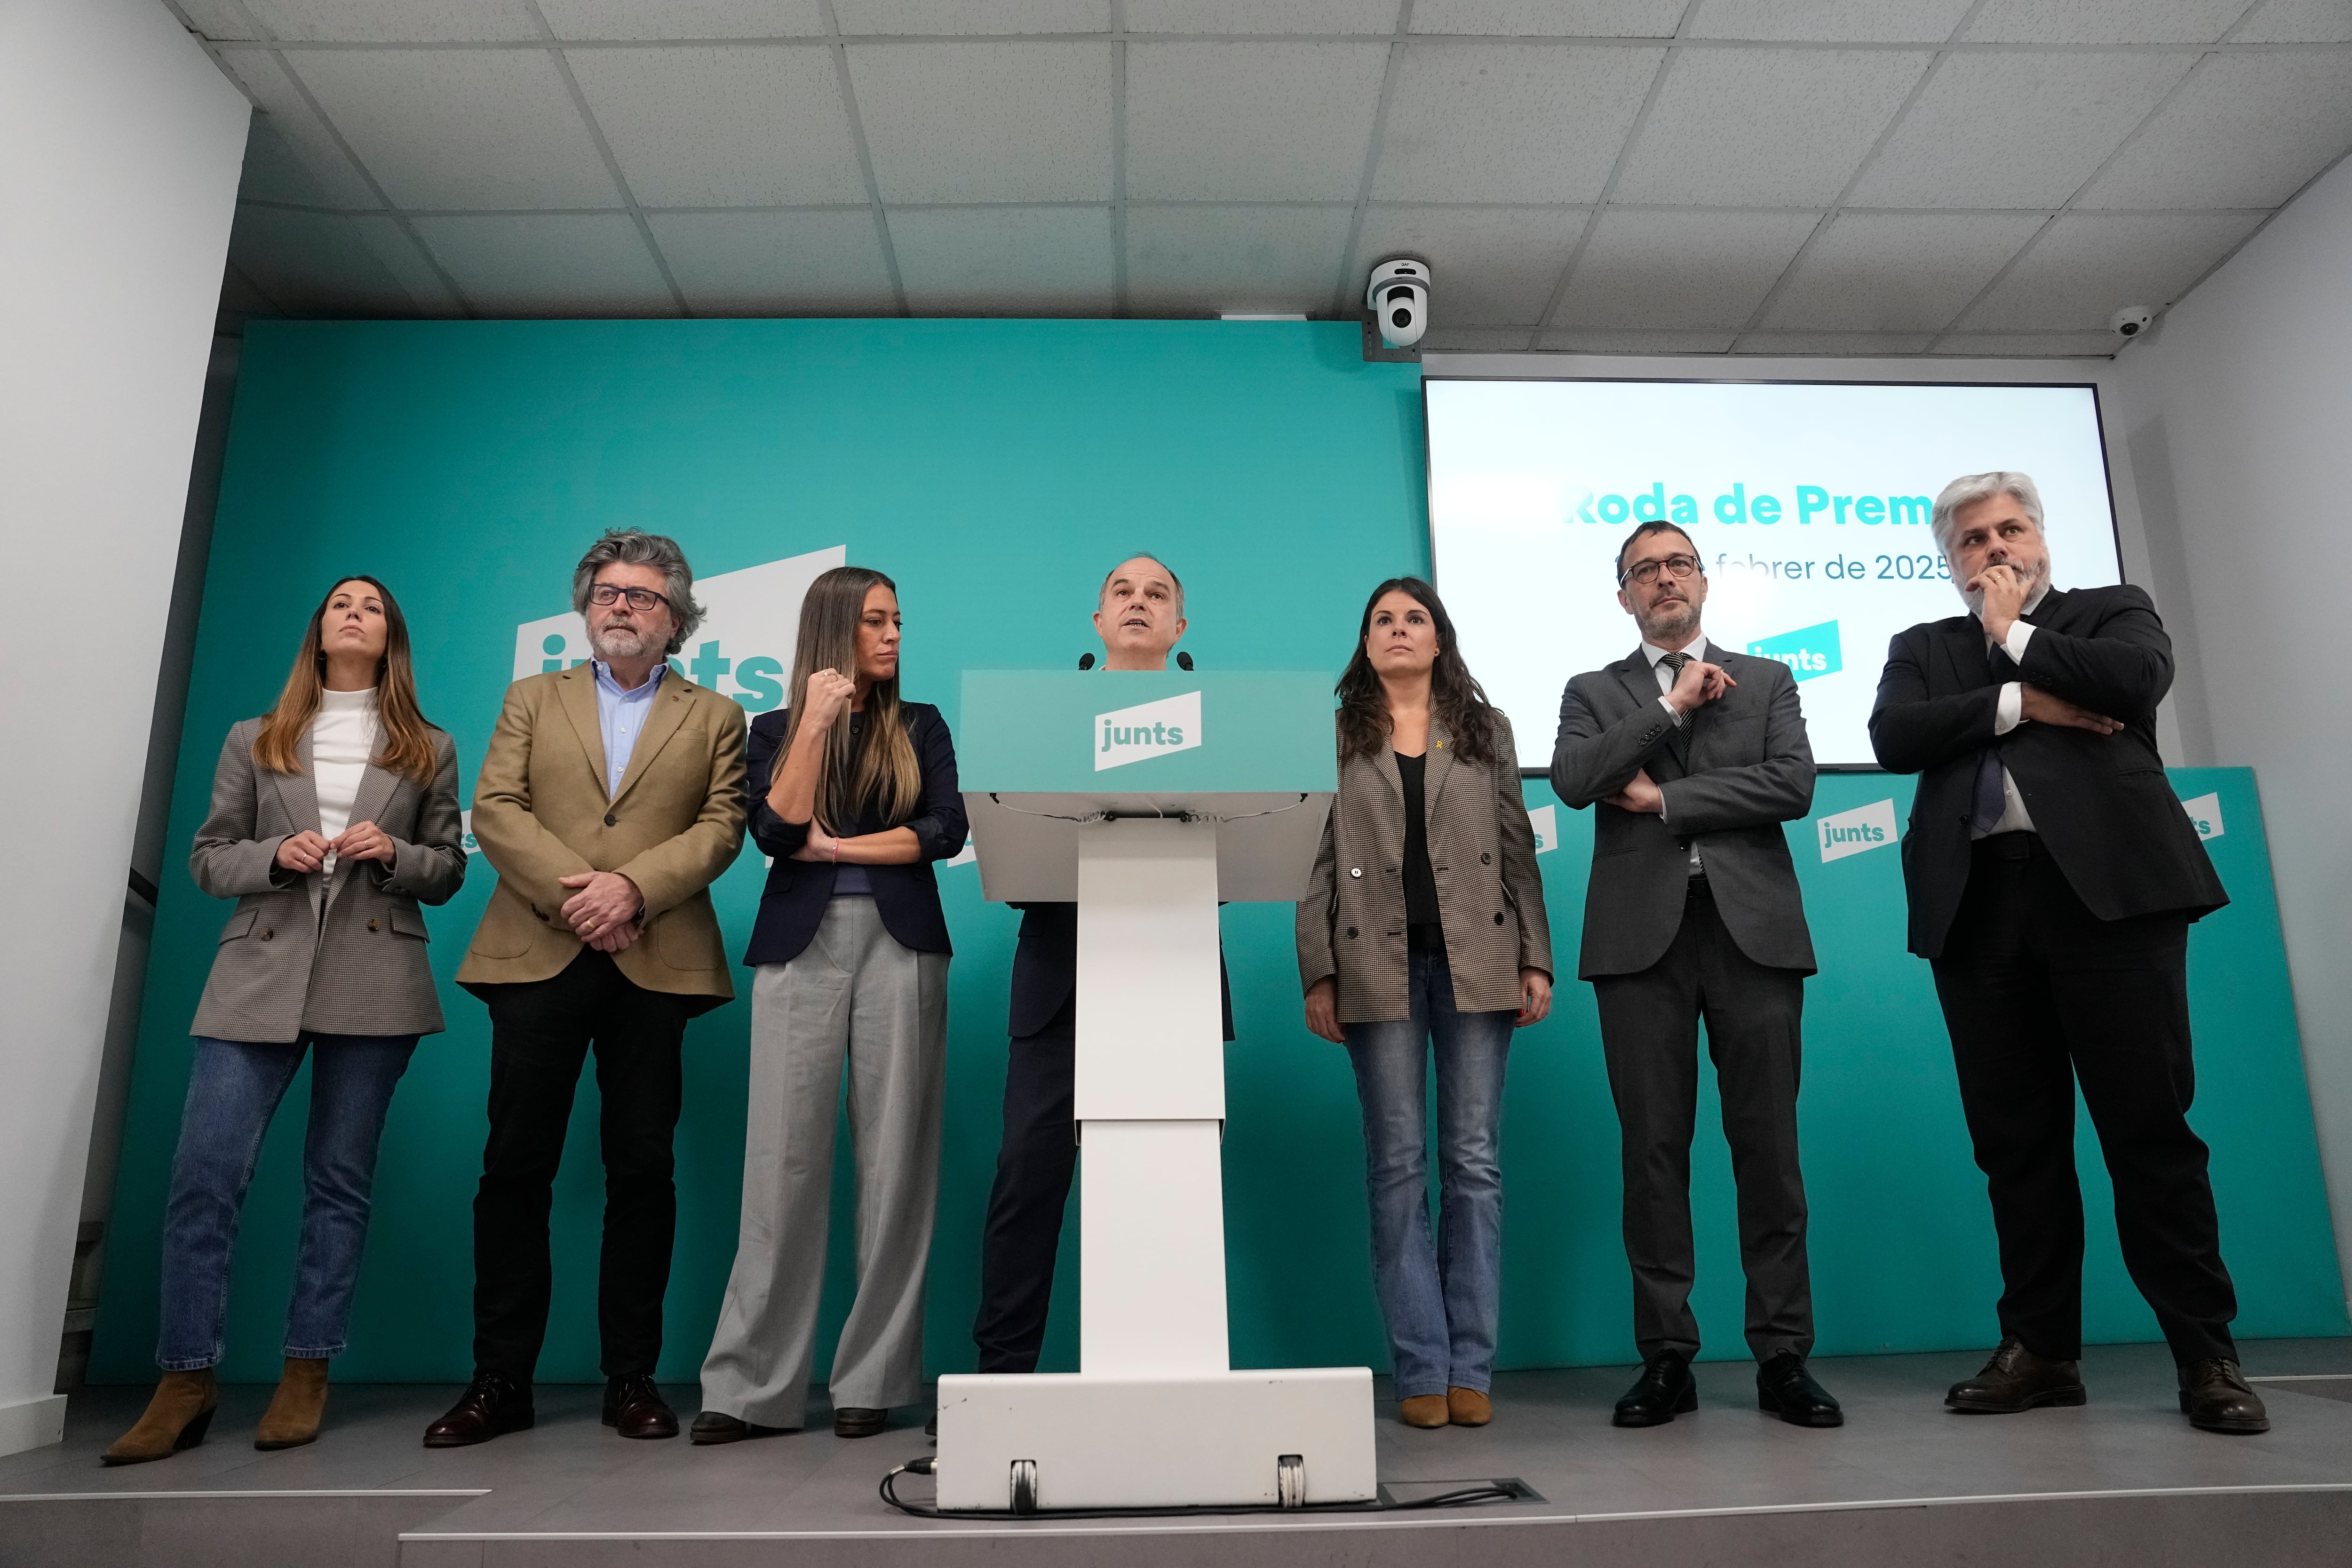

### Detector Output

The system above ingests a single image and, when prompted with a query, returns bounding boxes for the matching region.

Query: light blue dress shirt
[592,660,665,795]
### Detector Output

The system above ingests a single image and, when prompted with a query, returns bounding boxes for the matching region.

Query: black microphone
[1077,653,1095,670]
[1176,652,1194,671]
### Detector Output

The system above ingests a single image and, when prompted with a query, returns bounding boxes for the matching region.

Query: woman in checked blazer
[1296,576,1553,1432]
[105,576,465,1466]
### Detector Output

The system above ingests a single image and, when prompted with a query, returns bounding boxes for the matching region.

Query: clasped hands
[557,869,646,953]
[274,820,396,874]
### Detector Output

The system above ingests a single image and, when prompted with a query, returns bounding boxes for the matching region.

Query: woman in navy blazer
[693,566,966,1445]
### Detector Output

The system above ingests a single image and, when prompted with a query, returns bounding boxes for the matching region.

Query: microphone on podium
[1176,652,1194,671]
[1078,653,1096,670]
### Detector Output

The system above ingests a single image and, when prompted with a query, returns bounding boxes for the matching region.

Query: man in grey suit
[1551,519,1840,1429]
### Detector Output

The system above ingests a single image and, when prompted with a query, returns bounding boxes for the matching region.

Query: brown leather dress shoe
[1946,1337,2086,1414]
[1447,1387,1492,1426]
[423,1373,534,1448]
[1398,1394,1449,1428]
[254,1357,330,1450]
[604,1373,679,1439]
[834,1407,888,1439]
[2179,1359,2270,1434]
[102,1370,218,1465]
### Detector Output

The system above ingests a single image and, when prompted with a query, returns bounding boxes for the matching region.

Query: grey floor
[7,1339,2352,1565]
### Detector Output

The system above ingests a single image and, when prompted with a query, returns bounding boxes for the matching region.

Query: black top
[741,701,968,968]
[1397,750,1446,955]
[1867,583,2225,960]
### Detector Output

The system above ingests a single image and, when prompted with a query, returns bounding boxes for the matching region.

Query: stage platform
[6,1340,2352,1566]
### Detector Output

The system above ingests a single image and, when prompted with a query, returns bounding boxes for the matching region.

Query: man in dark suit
[1870,470,2264,1435]
[1552,520,1840,1430]
[970,555,1232,1375]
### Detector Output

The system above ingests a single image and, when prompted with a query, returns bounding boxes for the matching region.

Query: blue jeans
[1343,951,1514,1399]
[156,1034,415,1370]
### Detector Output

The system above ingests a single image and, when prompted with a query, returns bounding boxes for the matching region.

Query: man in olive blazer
[1551,520,1838,1431]
[429,531,746,1450]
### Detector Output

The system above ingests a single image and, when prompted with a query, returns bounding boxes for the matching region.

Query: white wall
[2107,153,2352,1309]
[0,0,248,1452]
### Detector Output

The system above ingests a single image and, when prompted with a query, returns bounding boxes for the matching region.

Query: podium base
[932,1367,1378,1512]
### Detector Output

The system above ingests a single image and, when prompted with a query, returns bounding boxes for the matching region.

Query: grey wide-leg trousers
[699,897,948,1428]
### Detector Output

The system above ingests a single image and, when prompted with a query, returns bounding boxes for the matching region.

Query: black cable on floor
[880,1456,1524,1520]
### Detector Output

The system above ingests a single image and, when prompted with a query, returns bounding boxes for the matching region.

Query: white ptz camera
[2109,304,2156,340]
[1367,257,1431,350]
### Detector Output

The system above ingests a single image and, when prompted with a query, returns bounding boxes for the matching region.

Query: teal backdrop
[92,319,2344,1388]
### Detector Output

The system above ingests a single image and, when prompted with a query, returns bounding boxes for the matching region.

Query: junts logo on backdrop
[1095,691,1202,771]
[1748,620,1843,683]
[511,545,847,708]
[1818,797,1898,863]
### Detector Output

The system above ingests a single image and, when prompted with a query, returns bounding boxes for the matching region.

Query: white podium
[934,671,1376,1512]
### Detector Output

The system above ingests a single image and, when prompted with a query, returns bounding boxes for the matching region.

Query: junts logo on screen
[510,545,847,708]
[1747,620,1843,684]
[1095,691,1203,771]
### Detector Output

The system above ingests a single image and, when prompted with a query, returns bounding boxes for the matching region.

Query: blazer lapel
[1611,649,1661,718]
[1423,714,1460,811]
[324,762,403,916]
[610,675,694,811]
[556,666,612,801]
[273,727,325,918]
[1936,617,1987,696]
[1367,739,1403,804]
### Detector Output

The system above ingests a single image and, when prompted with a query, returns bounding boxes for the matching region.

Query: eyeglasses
[1619,553,1702,587]
[588,584,672,613]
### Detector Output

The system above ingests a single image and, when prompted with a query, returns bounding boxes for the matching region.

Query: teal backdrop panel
[95,318,2342,1390]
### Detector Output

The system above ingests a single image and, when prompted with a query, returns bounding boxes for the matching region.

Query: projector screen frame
[1417,373,2128,776]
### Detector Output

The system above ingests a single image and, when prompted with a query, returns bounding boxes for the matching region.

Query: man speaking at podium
[1870,472,2263,1435]
[971,555,1232,1376]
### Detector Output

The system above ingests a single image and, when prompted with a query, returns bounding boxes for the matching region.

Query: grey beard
[1955,557,2050,616]
[588,624,660,662]
[1637,601,1701,648]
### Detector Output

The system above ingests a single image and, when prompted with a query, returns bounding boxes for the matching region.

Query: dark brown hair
[779,565,922,831]
[252,575,440,785]
[1334,577,1502,767]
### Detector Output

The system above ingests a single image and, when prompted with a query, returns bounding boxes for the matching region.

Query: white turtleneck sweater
[313,687,381,875]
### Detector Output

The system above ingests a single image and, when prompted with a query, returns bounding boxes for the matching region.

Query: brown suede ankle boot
[255,1357,331,1450]
[102,1370,218,1465]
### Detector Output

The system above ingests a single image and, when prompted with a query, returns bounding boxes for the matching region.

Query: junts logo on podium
[1095,690,1203,771]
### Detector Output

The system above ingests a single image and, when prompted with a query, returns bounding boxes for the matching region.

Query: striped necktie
[1657,652,1694,772]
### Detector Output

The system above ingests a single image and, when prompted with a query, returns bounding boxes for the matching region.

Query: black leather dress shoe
[690,1410,791,1445]
[603,1373,679,1440]
[1756,1352,1843,1427]
[1613,1352,1697,1428]
[1946,1337,2087,1413]
[2179,1359,2270,1434]
[834,1407,888,1439]
[423,1373,534,1448]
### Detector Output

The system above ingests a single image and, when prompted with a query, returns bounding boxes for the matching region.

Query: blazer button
[1493,911,1505,925]
[258,927,272,941]
[1345,926,1358,938]
[1348,867,1362,878]
[605,812,617,827]
[1480,852,1492,865]
[367,918,380,932]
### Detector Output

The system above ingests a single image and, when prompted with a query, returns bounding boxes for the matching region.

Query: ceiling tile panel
[289,49,624,209]
[888,206,1117,314]
[1349,205,1587,322]
[1959,211,2263,329]
[1931,332,2118,356]
[2077,53,2352,209]
[170,1,265,40]
[1409,0,1687,35]
[229,204,418,313]
[219,49,384,209]
[1609,48,1931,206]
[1683,0,1974,41]
[832,0,1112,32]
[1371,43,1661,203]
[848,43,1113,202]
[1125,204,1356,313]
[1761,211,2045,329]
[1737,331,1937,353]
[565,46,867,206]
[1126,0,1403,31]
[1421,327,1542,349]
[1127,43,1389,200]
[1533,328,1737,350]
[411,213,682,315]
[536,0,826,39]
[1958,0,2253,43]
[1848,51,2193,209]
[239,0,541,42]
[647,211,898,313]
[348,213,469,313]
[1552,207,1820,328]
[2232,0,2352,41]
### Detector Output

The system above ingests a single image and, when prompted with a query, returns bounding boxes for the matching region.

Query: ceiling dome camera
[1367,257,1431,350]
[2109,304,2156,339]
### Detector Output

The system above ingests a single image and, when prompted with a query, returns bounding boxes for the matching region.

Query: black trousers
[1932,832,2238,1366]
[971,999,1076,1374]
[471,949,692,1383]
[1592,878,1814,1363]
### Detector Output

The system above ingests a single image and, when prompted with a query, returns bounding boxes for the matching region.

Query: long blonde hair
[252,574,440,785]
[781,566,922,831]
